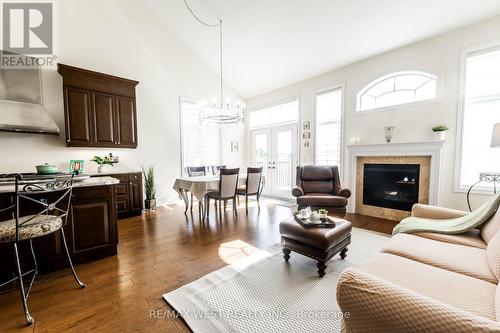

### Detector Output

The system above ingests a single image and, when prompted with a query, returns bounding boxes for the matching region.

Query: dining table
[173,174,265,219]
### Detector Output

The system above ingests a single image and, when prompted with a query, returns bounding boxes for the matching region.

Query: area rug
[163,228,389,333]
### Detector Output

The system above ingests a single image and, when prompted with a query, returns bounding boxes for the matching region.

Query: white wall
[0,0,245,205]
[246,15,500,211]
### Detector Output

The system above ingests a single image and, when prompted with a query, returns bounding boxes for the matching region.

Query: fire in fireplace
[363,163,420,211]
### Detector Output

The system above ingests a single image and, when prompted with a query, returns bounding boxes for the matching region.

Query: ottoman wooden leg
[317,261,327,278]
[282,248,291,262]
[340,247,348,259]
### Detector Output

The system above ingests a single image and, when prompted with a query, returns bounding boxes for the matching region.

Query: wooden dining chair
[211,165,226,176]
[186,166,206,215]
[237,167,263,214]
[0,175,85,325]
[205,168,239,220]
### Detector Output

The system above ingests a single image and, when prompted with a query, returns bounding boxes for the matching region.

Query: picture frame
[303,121,310,130]
[69,160,84,175]
[302,132,311,139]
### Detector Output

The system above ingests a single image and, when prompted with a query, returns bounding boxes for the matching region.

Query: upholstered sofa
[292,165,351,214]
[337,203,500,333]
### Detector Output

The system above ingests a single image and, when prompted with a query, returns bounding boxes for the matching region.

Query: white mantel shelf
[346,140,445,213]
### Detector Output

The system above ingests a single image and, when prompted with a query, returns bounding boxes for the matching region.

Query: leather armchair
[293,165,351,214]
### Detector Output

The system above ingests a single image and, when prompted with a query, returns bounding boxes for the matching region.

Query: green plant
[432,125,449,132]
[142,166,156,200]
[318,209,328,214]
[91,156,115,166]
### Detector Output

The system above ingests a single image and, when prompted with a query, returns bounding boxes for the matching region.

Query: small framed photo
[231,141,239,152]
[303,121,311,130]
[302,132,311,139]
[304,141,310,147]
[69,160,84,175]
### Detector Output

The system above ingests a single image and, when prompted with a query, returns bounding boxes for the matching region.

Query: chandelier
[184,0,245,125]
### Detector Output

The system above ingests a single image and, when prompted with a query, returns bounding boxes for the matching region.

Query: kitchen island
[0,176,120,280]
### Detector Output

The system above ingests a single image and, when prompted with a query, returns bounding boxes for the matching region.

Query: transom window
[357,71,437,111]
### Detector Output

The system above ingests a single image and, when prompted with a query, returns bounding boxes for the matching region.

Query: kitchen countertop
[0,176,119,193]
[89,170,141,176]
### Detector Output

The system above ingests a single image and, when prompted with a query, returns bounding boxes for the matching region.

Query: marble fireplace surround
[346,141,445,216]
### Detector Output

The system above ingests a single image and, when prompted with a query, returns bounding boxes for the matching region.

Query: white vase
[434,131,446,141]
[97,165,104,174]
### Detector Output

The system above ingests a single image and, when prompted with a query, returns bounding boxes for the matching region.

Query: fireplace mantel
[346,141,444,213]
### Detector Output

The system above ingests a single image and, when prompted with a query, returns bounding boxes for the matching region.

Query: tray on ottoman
[279,215,352,277]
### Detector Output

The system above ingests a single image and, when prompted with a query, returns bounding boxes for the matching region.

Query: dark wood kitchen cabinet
[0,184,118,282]
[58,64,139,148]
[97,172,143,218]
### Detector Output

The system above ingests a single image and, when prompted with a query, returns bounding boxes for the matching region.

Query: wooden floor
[0,200,397,332]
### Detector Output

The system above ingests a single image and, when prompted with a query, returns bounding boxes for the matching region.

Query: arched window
[357,71,437,111]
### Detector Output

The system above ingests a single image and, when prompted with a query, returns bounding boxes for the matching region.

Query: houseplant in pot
[142,166,157,211]
[432,125,449,141]
[91,155,115,173]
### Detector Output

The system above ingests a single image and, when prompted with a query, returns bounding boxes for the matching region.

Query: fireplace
[363,163,420,211]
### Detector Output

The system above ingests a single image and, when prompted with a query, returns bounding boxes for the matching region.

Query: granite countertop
[0,176,119,193]
[89,170,141,176]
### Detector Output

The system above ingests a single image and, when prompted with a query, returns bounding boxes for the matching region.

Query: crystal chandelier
[184,0,245,125]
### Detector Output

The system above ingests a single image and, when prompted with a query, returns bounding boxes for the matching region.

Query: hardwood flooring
[0,200,397,332]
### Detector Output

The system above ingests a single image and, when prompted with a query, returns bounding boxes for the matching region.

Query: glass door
[251,124,298,199]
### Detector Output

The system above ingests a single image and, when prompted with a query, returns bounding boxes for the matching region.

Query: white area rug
[163,228,389,333]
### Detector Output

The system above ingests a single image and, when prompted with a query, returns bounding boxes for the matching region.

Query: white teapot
[300,207,312,219]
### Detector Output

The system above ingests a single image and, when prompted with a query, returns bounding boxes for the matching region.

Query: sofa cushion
[361,253,497,320]
[382,233,496,284]
[296,194,347,207]
[301,165,334,181]
[301,180,333,194]
[487,231,500,281]
[414,229,487,249]
[481,208,500,244]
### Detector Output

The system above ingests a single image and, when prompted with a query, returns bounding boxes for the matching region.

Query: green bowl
[36,163,58,175]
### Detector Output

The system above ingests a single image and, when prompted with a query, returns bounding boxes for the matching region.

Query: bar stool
[0,175,85,325]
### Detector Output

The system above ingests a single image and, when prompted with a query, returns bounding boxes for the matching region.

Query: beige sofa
[337,203,500,333]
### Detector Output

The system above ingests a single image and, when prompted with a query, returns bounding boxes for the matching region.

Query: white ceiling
[142,0,500,98]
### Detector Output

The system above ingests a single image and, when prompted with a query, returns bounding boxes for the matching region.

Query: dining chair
[237,167,264,214]
[211,165,226,176]
[0,174,85,325]
[186,166,206,215]
[205,168,239,220]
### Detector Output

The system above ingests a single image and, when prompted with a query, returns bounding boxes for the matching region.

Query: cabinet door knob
[66,139,70,143]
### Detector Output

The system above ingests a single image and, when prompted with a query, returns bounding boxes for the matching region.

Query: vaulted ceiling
[142,0,500,98]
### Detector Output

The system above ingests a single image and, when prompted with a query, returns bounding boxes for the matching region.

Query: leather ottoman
[279,216,352,277]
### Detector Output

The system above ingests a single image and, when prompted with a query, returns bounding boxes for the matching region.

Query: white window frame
[355,70,440,113]
[313,83,345,178]
[179,97,221,176]
[454,39,500,194]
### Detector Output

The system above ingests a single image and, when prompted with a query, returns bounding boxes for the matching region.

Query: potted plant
[318,209,329,221]
[432,125,449,141]
[142,166,156,211]
[91,155,115,173]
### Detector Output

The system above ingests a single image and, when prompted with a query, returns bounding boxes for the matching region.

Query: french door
[251,123,298,199]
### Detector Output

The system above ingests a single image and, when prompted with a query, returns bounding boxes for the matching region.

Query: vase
[384,126,395,143]
[434,131,446,141]
[145,199,156,211]
[97,165,104,174]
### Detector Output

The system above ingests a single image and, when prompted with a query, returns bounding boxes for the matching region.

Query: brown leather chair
[292,165,351,214]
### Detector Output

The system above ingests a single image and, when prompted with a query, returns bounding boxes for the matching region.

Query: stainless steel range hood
[0,62,59,134]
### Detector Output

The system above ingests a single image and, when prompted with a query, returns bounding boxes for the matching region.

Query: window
[357,71,437,111]
[249,99,299,128]
[181,99,220,174]
[315,88,343,166]
[458,45,500,190]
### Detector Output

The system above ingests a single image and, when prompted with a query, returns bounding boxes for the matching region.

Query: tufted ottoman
[279,216,352,277]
